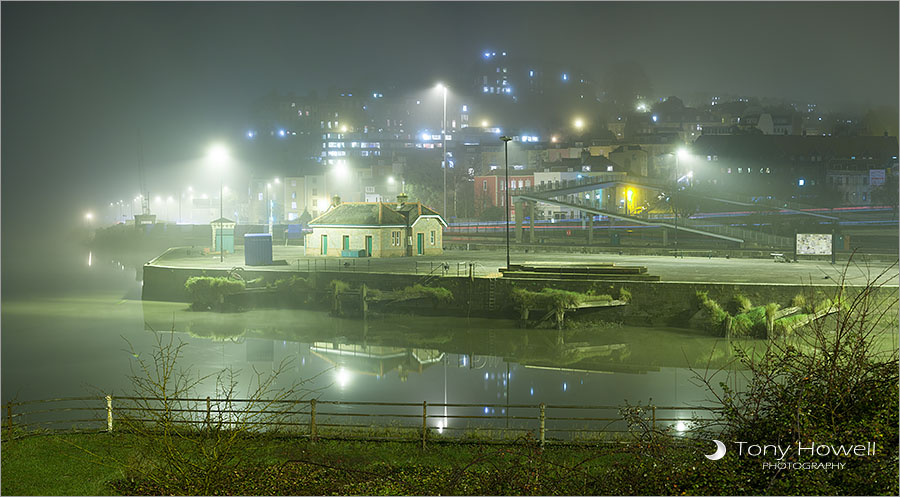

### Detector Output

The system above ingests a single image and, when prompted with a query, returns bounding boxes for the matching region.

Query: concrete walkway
[148,245,898,287]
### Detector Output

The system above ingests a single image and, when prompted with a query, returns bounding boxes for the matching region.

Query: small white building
[305,194,447,257]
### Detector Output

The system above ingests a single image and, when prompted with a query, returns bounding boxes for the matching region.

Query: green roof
[309,201,447,227]
[309,203,408,226]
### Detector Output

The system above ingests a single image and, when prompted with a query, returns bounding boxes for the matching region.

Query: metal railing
[2,396,717,446]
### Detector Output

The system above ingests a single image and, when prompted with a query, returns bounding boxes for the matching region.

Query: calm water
[2,242,748,430]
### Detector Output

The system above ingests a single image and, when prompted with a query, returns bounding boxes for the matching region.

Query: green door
[321,235,328,255]
[365,235,373,257]
[416,233,424,255]
[342,235,350,251]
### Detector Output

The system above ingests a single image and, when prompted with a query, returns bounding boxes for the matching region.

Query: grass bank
[5,431,896,495]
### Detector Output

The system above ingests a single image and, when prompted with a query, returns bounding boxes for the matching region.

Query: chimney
[396,192,408,206]
[331,195,341,207]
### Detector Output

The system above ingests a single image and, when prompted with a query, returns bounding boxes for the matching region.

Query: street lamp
[207,143,230,262]
[436,83,448,217]
[500,135,513,270]
[672,148,690,254]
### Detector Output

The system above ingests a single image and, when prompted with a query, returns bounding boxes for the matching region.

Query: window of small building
[430,230,435,245]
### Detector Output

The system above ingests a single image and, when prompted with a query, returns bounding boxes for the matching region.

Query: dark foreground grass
[0,432,658,495]
[3,432,897,495]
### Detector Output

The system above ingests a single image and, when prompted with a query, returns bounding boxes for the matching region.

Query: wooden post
[651,405,656,432]
[422,401,428,449]
[106,395,113,432]
[539,403,546,448]
[6,402,12,439]
[310,399,317,443]
[206,396,211,428]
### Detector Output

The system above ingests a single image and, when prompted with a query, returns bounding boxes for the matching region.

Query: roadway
[148,245,898,287]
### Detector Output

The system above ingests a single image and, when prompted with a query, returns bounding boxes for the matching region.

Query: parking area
[149,245,898,286]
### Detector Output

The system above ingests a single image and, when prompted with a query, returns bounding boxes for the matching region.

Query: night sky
[2,1,898,241]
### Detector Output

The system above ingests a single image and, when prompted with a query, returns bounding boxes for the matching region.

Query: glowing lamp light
[207,143,230,164]
[481,120,489,128]
[333,161,350,180]
[421,132,430,141]
[317,198,329,212]
[278,129,286,137]
[574,118,584,130]
[84,212,93,220]
[626,189,634,201]
[336,367,351,388]
[675,421,688,433]
[387,176,395,184]
[676,148,690,160]
[340,125,348,132]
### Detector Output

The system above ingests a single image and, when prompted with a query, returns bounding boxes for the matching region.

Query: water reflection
[135,300,746,410]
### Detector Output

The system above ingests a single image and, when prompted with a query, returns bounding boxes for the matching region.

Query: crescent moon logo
[705,439,727,460]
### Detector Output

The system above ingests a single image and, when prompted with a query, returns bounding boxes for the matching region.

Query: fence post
[651,405,656,432]
[310,399,317,443]
[206,396,211,428]
[6,402,12,439]
[422,401,428,449]
[539,403,546,448]
[106,395,113,432]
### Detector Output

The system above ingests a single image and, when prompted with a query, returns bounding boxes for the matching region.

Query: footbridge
[512,194,794,248]
[528,175,839,221]
[510,175,804,248]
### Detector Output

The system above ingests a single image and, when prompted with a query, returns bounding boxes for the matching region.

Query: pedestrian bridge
[511,175,804,248]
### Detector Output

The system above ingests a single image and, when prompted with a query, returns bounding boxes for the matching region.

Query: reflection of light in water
[484,372,488,380]
[87,252,92,267]
[563,382,567,392]
[675,421,687,432]
[336,367,351,388]
[530,387,534,396]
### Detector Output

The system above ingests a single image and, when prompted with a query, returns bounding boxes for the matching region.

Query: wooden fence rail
[2,396,717,445]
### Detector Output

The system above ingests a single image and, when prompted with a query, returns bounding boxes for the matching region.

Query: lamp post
[207,144,229,263]
[673,148,689,254]
[500,135,512,270]
[437,83,448,217]
[266,182,272,234]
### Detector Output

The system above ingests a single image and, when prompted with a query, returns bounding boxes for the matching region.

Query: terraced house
[305,194,446,257]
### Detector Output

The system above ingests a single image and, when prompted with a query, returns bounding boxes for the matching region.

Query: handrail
[2,396,719,444]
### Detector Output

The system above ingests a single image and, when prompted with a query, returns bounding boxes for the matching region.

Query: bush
[112,331,310,495]
[791,293,806,310]
[185,276,245,311]
[397,284,454,307]
[728,294,753,314]
[693,291,729,334]
[510,288,585,313]
[618,287,632,302]
[692,259,899,495]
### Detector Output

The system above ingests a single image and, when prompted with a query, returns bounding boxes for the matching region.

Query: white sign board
[869,169,886,187]
[796,233,832,255]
